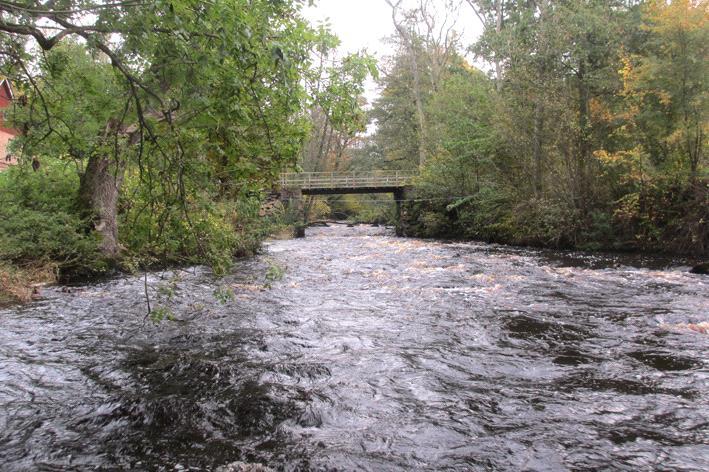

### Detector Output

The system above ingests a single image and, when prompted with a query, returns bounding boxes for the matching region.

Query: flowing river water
[1,225,707,471]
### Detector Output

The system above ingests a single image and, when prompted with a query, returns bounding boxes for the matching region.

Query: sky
[301,0,484,105]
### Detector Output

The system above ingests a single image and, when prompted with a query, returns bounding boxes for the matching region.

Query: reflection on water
[1,225,707,471]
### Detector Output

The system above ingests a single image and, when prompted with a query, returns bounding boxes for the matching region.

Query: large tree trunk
[79,154,125,259]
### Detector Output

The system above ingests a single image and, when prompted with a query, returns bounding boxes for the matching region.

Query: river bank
[395,193,709,260]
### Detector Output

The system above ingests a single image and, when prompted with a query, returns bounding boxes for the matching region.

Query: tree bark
[78,154,125,259]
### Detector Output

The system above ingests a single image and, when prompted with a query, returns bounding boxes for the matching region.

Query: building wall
[0,80,14,129]
[0,79,19,170]
[0,130,17,170]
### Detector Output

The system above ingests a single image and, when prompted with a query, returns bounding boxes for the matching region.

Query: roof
[0,78,13,101]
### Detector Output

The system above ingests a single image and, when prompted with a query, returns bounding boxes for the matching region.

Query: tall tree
[0,0,315,258]
[623,0,707,178]
[386,0,429,167]
[298,30,376,221]
[465,0,505,89]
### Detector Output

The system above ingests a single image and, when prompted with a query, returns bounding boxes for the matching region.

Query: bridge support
[394,186,413,236]
[280,187,304,221]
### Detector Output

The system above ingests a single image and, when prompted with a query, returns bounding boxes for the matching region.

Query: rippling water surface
[1,225,708,471]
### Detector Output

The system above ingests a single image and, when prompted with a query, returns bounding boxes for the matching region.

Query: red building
[0,78,19,171]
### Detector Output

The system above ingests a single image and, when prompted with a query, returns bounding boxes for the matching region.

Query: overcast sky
[301,0,484,105]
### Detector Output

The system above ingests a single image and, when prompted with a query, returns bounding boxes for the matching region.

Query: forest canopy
[368,0,707,255]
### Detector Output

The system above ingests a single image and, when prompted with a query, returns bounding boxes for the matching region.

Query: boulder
[690,262,709,275]
[308,221,330,227]
[661,322,709,334]
[215,462,273,472]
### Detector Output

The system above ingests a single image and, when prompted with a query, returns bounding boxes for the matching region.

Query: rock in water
[215,462,273,472]
[661,322,709,334]
[690,262,709,274]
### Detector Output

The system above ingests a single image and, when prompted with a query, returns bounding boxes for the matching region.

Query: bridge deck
[280,171,415,193]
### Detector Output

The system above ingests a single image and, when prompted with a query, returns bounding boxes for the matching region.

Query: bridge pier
[394,188,404,227]
[394,187,413,236]
[280,187,303,216]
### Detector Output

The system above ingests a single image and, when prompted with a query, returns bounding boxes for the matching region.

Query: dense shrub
[350,203,394,225]
[400,177,708,256]
[609,179,709,254]
[0,159,283,302]
[0,161,105,277]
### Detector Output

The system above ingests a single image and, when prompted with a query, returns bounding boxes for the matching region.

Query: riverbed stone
[214,462,273,472]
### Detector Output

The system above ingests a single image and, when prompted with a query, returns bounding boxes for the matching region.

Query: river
[1,225,707,471]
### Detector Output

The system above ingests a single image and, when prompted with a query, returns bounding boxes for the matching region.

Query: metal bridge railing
[280,170,417,190]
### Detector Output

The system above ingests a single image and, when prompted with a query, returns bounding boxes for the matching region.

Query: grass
[0,262,57,304]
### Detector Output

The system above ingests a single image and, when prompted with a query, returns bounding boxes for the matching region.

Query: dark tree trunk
[79,154,125,259]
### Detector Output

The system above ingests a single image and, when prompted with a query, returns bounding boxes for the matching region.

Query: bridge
[279,170,416,195]
[278,170,417,236]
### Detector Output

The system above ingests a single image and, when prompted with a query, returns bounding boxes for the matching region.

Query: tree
[300,29,376,174]
[473,1,631,208]
[424,63,497,195]
[298,28,377,220]
[386,0,429,167]
[623,0,707,178]
[370,47,428,170]
[7,43,133,257]
[376,0,707,254]
[0,0,315,259]
[465,0,505,89]
[385,0,462,167]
